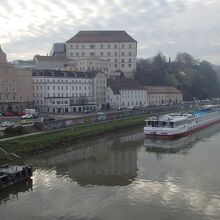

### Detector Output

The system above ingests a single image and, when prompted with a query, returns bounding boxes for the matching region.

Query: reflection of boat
[144,123,220,153]
[144,105,220,140]
[0,179,33,204]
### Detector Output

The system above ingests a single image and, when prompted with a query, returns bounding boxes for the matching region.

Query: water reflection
[27,130,143,186]
[144,123,220,154]
[0,179,33,205]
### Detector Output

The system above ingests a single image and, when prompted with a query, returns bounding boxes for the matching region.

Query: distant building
[66,30,137,78]
[0,46,33,112]
[11,59,35,69]
[32,70,107,112]
[145,86,183,106]
[49,43,66,57]
[34,55,73,70]
[106,76,148,109]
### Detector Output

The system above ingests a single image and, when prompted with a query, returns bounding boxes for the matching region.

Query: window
[90,45,95,49]
[76,45,79,49]
[82,52,85,56]
[108,52,110,56]
[121,59,124,63]
[90,52,95,56]
[121,44,124,48]
[70,52,73,56]
[129,44,132,48]
[108,45,111,49]
[114,52,117,56]
[76,52,79,56]
[100,44,103,49]
[121,52,124,56]
[115,59,117,62]
[121,64,124,67]
[70,45,73,49]
[82,45,85,48]
[129,52,132,56]
[100,52,103,56]
[114,44,117,49]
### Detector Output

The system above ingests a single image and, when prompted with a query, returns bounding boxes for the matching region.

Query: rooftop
[34,55,72,63]
[108,76,144,94]
[66,30,137,43]
[32,69,100,78]
[144,86,182,94]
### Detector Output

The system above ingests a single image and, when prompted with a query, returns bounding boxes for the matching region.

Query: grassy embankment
[0,115,146,158]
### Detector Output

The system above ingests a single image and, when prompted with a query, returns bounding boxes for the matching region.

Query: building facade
[34,55,73,70]
[32,70,107,113]
[106,76,148,109]
[66,30,137,78]
[0,46,33,112]
[145,86,183,106]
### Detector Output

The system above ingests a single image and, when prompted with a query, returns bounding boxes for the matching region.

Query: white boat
[144,105,220,140]
[144,122,220,153]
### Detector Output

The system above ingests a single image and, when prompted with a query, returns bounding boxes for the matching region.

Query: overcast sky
[0,0,220,64]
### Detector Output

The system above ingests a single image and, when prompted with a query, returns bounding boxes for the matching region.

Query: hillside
[135,52,220,100]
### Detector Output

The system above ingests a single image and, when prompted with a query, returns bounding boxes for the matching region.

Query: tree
[175,52,197,69]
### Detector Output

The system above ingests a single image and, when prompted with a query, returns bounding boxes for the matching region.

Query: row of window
[0,87,30,92]
[33,79,92,83]
[69,44,134,49]
[33,85,92,91]
[33,93,92,98]
[0,94,29,101]
[70,51,133,57]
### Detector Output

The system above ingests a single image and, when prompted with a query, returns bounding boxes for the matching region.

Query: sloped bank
[0,115,146,160]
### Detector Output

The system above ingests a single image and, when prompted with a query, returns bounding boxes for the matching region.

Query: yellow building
[0,46,33,112]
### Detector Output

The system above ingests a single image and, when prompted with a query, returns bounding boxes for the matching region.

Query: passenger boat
[144,123,220,153]
[144,105,220,140]
[0,165,32,189]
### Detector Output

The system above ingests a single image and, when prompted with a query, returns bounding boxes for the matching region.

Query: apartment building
[0,46,33,112]
[66,30,137,78]
[106,76,148,109]
[32,70,107,113]
[145,86,183,106]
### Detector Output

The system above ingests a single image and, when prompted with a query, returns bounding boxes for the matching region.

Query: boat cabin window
[170,122,174,128]
[162,122,166,127]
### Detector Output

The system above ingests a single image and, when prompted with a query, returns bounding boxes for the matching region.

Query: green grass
[0,115,146,157]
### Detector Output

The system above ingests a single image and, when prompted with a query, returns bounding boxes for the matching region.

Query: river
[1,124,220,220]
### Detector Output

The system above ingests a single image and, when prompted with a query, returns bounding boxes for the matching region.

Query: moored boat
[144,105,220,140]
[0,165,32,189]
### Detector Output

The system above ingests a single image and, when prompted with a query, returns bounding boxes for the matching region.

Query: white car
[97,112,105,115]
[21,114,33,119]
[1,121,15,127]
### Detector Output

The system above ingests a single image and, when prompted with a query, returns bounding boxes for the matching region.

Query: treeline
[135,52,220,100]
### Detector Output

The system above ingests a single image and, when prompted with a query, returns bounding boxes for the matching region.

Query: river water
[1,124,220,220]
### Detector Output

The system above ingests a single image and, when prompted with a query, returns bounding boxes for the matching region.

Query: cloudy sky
[0,0,220,64]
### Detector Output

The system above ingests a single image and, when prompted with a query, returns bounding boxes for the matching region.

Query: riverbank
[0,115,146,161]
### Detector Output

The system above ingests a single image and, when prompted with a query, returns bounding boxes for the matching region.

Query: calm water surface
[1,124,220,220]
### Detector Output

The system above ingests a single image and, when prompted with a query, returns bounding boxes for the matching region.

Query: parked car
[21,114,33,119]
[97,112,105,115]
[16,112,26,116]
[1,121,15,127]
[21,119,34,125]
[3,112,15,116]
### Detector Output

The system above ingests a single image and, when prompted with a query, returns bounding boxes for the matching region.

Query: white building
[34,55,73,70]
[106,76,148,109]
[32,70,107,113]
[66,30,137,78]
[145,86,183,106]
